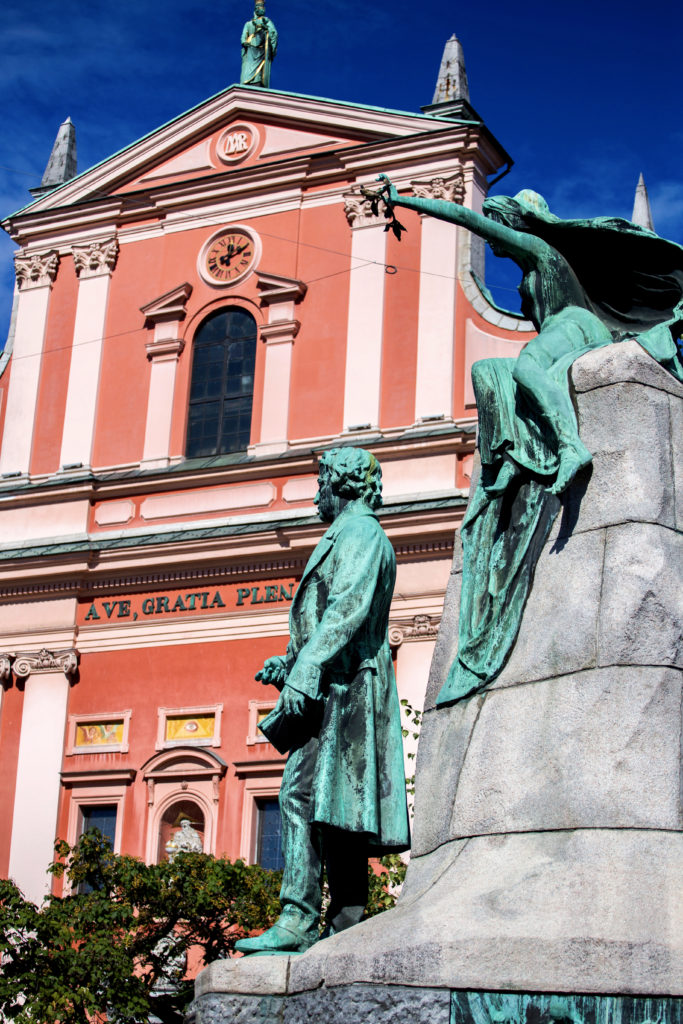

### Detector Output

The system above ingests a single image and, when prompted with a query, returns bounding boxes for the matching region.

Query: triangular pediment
[16,86,449,217]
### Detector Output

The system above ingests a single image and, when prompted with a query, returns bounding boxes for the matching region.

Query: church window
[256,797,284,871]
[186,308,257,457]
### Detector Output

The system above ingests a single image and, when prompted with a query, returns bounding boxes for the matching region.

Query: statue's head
[254,0,266,14]
[315,447,383,522]
[483,190,557,231]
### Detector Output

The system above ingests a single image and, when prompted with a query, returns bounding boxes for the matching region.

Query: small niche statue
[165,818,203,862]
[235,448,410,956]
[365,174,683,706]
[240,0,278,88]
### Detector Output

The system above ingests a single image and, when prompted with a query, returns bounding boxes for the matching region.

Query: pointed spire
[631,173,654,231]
[29,117,78,197]
[432,34,470,105]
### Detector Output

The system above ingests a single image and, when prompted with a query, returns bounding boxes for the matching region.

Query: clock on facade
[199,227,259,286]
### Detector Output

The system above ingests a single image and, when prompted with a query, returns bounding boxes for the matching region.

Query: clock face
[202,229,257,285]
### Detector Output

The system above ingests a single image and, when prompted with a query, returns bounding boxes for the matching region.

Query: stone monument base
[190,341,682,1024]
[189,956,682,1024]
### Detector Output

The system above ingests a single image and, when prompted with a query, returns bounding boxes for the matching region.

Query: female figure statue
[372,175,683,703]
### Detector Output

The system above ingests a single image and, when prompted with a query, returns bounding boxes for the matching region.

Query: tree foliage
[0,832,405,1024]
[0,832,282,1024]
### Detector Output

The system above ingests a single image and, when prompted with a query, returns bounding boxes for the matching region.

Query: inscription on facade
[82,582,296,623]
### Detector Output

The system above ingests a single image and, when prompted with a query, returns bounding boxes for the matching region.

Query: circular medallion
[199,226,260,287]
[216,122,259,165]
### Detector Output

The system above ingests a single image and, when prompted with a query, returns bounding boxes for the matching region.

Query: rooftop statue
[235,448,410,955]
[368,175,683,706]
[240,0,278,88]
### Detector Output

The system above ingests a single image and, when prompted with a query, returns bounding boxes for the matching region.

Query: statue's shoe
[235,918,318,956]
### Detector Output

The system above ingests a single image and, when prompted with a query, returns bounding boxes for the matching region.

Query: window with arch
[186,307,257,457]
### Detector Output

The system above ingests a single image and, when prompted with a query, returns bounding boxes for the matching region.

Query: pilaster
[9,648,78,903]
[413,173,463,423]
[342,191,387,432]
[251,272,307,456]
[0,251,59,478]
[59,238,119,471]
[139,283,192,469]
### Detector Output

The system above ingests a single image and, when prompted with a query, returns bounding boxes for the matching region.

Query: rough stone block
[671,394,683,531]
[567,381,674,532]
[493,527,604,688]
[283,983,450,1023]
[411,696,484,856]
[190,991,285,1024]
[289,829,683,995]
[598,522,683,669]
[195,955,290,997]
[571,338,683,398]
[449,667,683,838]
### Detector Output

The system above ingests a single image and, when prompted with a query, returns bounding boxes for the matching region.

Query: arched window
[186,307,257,457]
[158,799,205,863]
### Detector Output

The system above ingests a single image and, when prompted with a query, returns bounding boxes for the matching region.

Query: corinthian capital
[14,648,78,679]
[343,191,384,229]
[411,171,465,205]
[0,655,12,682]
[72,237,119,278]
[14,250,60,290]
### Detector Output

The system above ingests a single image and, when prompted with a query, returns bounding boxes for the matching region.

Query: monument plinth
[190,340,683,1023]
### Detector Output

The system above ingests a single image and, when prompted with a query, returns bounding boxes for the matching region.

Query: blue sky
[1,0,682,336]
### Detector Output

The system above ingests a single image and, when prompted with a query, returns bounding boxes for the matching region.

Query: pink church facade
[0,83,534,903]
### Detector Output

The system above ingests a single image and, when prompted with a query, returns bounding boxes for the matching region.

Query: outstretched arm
[374,175,543,262]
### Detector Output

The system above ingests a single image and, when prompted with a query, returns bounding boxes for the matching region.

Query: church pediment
[19,86,445,216]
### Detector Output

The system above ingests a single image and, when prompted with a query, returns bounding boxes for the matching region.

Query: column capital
[389,615,441,647]
[14,648,79,680]
[72,237,119,279]
[0,654,12,682]
[343,190,385,229]
[14,250,60,290]
[411,171,465,205]
[260,319,301,345]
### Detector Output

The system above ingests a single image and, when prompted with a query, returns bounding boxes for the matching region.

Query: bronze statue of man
[240,0,278,88]
[236,447,410,955]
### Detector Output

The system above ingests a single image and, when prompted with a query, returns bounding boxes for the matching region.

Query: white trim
[155,703,223,750]
[66,709,132,755]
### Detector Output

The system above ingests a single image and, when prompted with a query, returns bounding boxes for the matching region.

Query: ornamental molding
[0,655,12,682]
[145,337,185,361]
[140,282,193,325]
[72,237,119,278]
[411,171,465,205]
[14,648,79,679]
[389,614,441,647]
[260,319,301,344]
[343,190,385,229]
[256,271,307,306]
[14,250,59,290]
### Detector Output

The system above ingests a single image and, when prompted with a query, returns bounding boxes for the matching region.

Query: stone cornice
[14,250,59,290]
[140,282,193,325]
[145,337,185,361]
[260,320,301,344]
[13,648,78,679]
[72,237,119,278]
[256,272,307,306]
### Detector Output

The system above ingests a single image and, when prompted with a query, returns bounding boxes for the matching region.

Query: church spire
[631,173,654,232]
[432,33,470,105]
[422,34,479,122]
[30,117,77,197]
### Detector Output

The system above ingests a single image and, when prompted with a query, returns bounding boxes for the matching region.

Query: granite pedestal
[190,341,683,1023]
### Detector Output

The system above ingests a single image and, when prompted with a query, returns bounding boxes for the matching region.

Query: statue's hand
[376,174,399,204]
[279,684,308,718]
[256,655,287,690]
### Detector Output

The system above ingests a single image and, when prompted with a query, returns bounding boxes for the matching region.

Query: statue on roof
[240,0,278,88]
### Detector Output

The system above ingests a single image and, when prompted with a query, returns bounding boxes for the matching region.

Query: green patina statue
[370,175,683,706]
[235,448,410,956]
[240,0,278,88]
